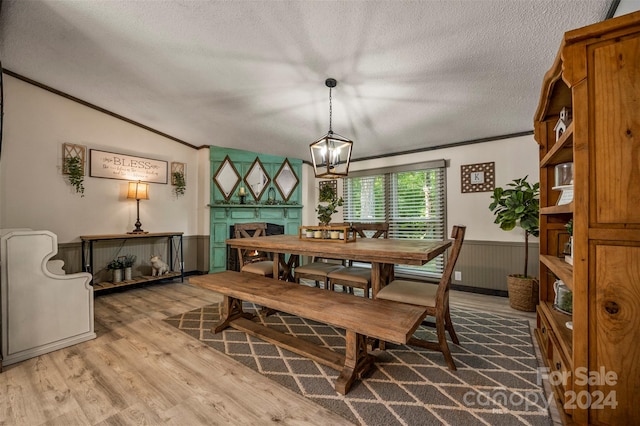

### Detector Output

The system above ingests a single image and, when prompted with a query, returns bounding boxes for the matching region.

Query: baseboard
[450,283,508,298]
[393,273,509,297]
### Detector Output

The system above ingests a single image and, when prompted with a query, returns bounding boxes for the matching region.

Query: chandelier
[309,78,353,178]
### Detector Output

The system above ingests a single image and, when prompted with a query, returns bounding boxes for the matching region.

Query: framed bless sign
[90,150,168,183]
[461,162,495,193]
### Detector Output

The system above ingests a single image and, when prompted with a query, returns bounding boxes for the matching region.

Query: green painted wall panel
[208,146,303,273]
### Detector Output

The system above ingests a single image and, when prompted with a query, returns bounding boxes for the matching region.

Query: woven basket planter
[507,275,539,312]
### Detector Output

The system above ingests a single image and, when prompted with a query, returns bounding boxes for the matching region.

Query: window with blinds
[343,160,447,277]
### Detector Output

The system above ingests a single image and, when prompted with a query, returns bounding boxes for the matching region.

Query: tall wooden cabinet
[533,11,640,425]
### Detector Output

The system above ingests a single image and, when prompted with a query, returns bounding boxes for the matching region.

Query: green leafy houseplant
[106,259,124,270]
[106,258,124,283]
[316,184,343,225]
[489,176,540,278]
[122,254,136,281]
[172,171,186,197]
[122,254,137,268]
[64,156,85,197]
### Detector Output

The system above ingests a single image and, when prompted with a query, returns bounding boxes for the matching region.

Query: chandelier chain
[328,87,333,133]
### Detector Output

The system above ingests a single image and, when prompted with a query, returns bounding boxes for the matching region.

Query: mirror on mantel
[244,157,270,201]
[274,158,299,201]
[213,155,241,201]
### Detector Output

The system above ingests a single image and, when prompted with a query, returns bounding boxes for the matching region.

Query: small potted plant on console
[106,258,124,283]
[122,254,137,281]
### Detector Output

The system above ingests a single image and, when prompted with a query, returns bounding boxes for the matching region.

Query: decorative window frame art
[461,162,495,193]
[318,179,337,202]
[62,143,87,175]
[171,161,186,185]
[90,149,168,183]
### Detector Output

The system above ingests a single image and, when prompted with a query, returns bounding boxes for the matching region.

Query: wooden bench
[190,271,427,394]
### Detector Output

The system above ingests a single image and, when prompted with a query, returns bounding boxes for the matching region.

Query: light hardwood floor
[0,279,552,426]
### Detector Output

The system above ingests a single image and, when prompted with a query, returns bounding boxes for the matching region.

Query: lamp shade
[127,181,149,200]
[310,132,353,178]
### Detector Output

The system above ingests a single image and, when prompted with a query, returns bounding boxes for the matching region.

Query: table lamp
[127,181,149,234]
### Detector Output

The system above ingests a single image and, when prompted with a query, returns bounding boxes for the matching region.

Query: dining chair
[375,225,466,370]
[326,222,389,297]
[233,222,280,277]
[294,222,348,288]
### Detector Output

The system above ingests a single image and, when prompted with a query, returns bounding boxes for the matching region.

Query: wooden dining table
[226,234,451,297]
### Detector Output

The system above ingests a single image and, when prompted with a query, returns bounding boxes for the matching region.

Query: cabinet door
[592,35,640,225]
[593,244,640,424]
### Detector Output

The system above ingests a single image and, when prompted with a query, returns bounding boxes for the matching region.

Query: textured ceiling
[0,0,615,161]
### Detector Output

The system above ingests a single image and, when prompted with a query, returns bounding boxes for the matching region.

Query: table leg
[371,263,395,298]
[382,264,395,286]
[335,330,374,394]
[212,295,254,333]
[272,251,281,279]
[371,262,382,298]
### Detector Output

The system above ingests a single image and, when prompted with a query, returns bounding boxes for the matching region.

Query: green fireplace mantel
[209,146,303,272]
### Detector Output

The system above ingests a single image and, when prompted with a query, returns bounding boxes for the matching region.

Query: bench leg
[213,296,254,333]
[335,331,374,395]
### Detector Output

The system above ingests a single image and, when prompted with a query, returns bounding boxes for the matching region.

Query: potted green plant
[489,176,540,311]
[106,258,124,283]
[122,254,136,280]
[316,184,343,227]
[172,171,186,197]
[64,156,85,197]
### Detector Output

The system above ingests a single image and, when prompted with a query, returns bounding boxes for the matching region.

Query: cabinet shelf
[540,202,573,215]
[541,122,573,167]
[540,255,573,291]
[540,301,573,359]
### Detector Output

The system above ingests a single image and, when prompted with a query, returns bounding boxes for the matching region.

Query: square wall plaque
[461,162,495,193]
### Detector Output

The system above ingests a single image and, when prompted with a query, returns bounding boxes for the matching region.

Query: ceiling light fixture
[310,78,353,178]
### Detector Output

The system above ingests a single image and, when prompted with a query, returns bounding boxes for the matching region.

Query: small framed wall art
[461,162,495,193]
[318,179,337,202]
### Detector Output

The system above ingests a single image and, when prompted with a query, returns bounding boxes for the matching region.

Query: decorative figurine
[150,255,170,276]
[554,107,572,141]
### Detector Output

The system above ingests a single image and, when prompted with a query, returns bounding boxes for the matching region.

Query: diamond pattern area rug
[164,302,551,426]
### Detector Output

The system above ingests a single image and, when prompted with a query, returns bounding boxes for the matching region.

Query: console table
[80,232,184,292]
